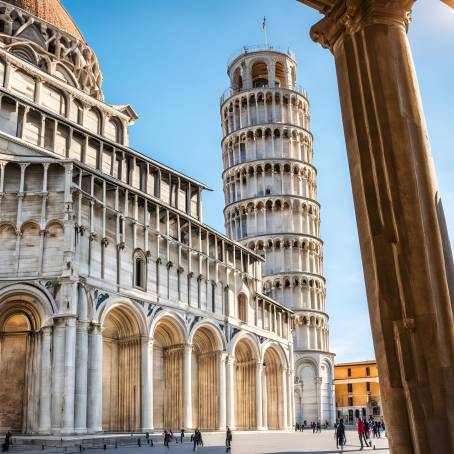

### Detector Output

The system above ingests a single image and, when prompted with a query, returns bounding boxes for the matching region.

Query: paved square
[12,430,389,454]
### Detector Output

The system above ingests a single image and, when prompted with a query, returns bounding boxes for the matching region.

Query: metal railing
[227,44,296,67]
[220,84,308,104]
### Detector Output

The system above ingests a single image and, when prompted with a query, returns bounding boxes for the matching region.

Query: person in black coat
[336,419,346,451]
[225,427,232,452]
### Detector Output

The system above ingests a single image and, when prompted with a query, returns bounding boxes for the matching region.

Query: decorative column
[74,320,89,433]
[297,0,454,452]
[183,343,193,429]
[262,366,268,429]
[87,323,103,433]
[62,316,77,434]
[256,362,264,430]
[281,367,288,429]
[226,355,235,429]
[218,352,227,430]
[141,337,153,431]
[50,317,65,432]
[38,325,52,434]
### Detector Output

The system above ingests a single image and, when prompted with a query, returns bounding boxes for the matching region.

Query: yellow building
[334,360,382,424]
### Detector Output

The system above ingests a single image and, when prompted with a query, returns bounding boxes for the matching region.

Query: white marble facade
[0,1,295,435]
[220,46,336,425]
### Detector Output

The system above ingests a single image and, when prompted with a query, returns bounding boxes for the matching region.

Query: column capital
[306,0,414,51]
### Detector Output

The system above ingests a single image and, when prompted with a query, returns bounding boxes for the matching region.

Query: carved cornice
[307,0,415,51]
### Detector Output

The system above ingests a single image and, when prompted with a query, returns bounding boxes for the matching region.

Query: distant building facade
[220,45,335,424]
[0,0,295,434]
[334,360,382,424]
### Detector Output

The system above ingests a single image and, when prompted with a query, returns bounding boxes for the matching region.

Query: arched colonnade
[0,284,294,434]
[223,161,317,204]
[222,126,313,169]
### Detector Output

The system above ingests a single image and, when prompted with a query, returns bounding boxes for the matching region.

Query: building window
[238,293,247,323]
[347,368,352,377]
[366,367,370,377]
[347,383,353,393]
[133,250,146,290]
[348,397,353,407]
[366,382,371,392]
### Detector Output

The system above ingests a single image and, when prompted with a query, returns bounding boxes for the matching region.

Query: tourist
[192,428,202,452]
[163,431,171,449]
[357,418,369,450]
[180,428,185,443]
[312,421,316,433]
[226,427,232,452]
[2,431,12,452]
[336,419,346,452]
[316,421,322,433]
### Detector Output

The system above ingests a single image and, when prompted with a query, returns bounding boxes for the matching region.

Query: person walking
[312,421,316,434]
[336,419,346,452]
[357,418,369,450]
[316,421,322,433]
[180,429,185,444]
[192,428,202,452]
[225,427,232,452]
[163,431,171,449]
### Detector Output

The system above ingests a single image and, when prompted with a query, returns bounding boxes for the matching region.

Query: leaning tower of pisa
[220,46,336,424]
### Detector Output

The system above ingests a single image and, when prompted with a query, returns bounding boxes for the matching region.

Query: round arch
[0,283,53,433]
[151,311,187,431]
[101,301,146,432]
[190,322,225,430]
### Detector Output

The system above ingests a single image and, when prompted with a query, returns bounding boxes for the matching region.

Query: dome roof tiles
[7,0,85,42]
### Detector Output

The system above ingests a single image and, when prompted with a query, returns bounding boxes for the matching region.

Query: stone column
[38,326,52,434]
[297,1,454,452]
[256,362,264,430]
[141,337,153,431]
[226,355,235,429]
[87,323,103,433]
[62,317,77,434]
[262,367,268,429]
[218,352,227,430]
[74,320,89,433]
[183,343,193,429]
[51,317,65,433]
[281,367,288,429]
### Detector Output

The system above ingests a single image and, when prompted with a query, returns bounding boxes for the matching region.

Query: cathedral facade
[0,1,295,435]
[220,47,336,425]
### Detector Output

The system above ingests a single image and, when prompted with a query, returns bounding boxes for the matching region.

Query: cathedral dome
[7,0,85,42]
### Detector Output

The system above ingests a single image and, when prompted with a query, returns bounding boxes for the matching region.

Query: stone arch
[0,284,53,433]
[251,60,269,88]
[85,106,102,135]
[237,292,247,322]
[42,220,64,275]
[190,323,224,430]
[295,357,319,425]
[54,62,79,88]
[101,302,145,431]
[151,313,186,430]
[0,222,17,275]
[320,358,334,424]
[232,334,259,429]
[263,345,286,429]
[18,221,40,275]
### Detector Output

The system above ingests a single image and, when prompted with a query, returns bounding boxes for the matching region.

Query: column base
[74,428,87,434]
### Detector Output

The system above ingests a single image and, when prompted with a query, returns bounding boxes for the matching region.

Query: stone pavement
[11,430,390,454]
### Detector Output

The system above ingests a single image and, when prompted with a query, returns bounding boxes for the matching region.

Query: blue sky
[64,0,454,363]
